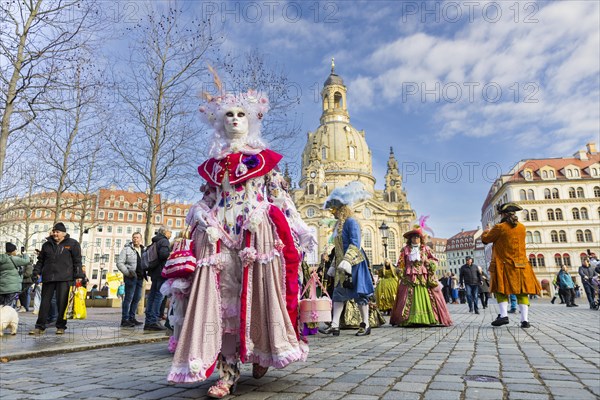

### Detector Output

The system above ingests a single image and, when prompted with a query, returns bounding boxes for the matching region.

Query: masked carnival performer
[318,181,375,337]
[390,224,452,327]
[482,202,541,328]
[375,259,399,315]
[167,73,315,399]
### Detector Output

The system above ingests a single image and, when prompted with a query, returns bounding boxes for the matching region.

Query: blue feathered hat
[324,181,371,209]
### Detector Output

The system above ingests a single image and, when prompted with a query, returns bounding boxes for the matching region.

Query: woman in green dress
[390,227,452,327]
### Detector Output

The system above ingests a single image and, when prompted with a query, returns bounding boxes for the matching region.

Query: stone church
[290,62,415,266]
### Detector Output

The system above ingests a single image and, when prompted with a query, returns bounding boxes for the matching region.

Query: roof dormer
[562,164,581,179]
[539,165,556,180]
[584,162,600,178]
[521,168,534,181]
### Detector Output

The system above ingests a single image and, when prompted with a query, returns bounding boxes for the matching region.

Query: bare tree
[107,5,221,244]
[30,58,105,225]
[0,0,99,179]
[226,50,303,157]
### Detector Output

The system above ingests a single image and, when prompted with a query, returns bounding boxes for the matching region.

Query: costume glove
[327,266,336,277]
[338,260,352,274]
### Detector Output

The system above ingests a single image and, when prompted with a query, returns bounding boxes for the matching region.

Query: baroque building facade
[480,142,600,295]
[291,63,415,266]
[0,187,189,289]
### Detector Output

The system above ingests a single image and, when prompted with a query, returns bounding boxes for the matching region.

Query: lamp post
[98,263,105,290]
[379,221,389,261]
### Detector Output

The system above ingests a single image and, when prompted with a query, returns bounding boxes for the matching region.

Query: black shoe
[355,322,371,336]
[520,321,530,329]
[550,297,556,304]
[508,309,517,314]
[491,315,509,327]
[571,304,579,307]
[318,326,340,336]
[130,318,144,326]
[474,310,480,314]
[143,323,167,331]
[566,304,574,307]
[121,320,135,328]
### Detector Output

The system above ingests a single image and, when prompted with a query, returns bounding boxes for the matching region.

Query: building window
[543,189,551,199]
[554,254,562,267]
[307,184,315,195]
[525,171,532,180]
[551,188,559,199]
[576,230,584,242]
[92,269,98,279]
[105,238,111,248]
[105,200,110,207]
[95,238,101,247]
[567,169,573,177]
[114,201,120,207]
[584,230,593,242]
[107,226,113,233]
[550,231,558,243]
[98,211,105,219]
[94,253,100,262]
[537,254,545,267]
[168,207,173,214]
[529,254,537,267]
[97,226,103,232]
[555,209,563,220]
[558,230,567,243]
[581,208,588,219]
[108,212,114,220]
[527,189,535,200]
[176,208,182,215]
[363,229,372,262]
[574,169,580,177]
[388,231,397,262]
[137,213,143,221]
[127,227,132,234]
[542,171,548,179]
[128,213,133,221]
[580,252,589,265]
[594,186,600,197]
[519,190,526,201]
[115,239,122,249]
[523,210,530,221]
[117,226,123,234]
[576,187,585,198]
[155,215,161,223]
[176,219,182,227]
[349,146,356,160]
[563,254,571,266]
[568,187,576,198]
[118,212,124,220]
[321,147,327,159]
[167,219,173,226]
[526,232,533,243]
[547,209,555,220]
[572,208,580,220]
[530,210,538,221]
[533,231,541,243]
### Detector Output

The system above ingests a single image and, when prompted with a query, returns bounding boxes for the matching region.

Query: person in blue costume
[318,181,375,337]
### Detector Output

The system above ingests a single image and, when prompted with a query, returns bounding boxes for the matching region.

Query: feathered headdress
[199,65,270,159]
[324,181,372,209]
[403,215,434,239]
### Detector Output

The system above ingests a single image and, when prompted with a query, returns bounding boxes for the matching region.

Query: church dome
[324,73,344,86]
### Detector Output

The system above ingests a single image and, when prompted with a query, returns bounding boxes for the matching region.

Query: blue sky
[185,0,599,238]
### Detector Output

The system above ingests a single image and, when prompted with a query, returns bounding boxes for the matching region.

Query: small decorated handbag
[299,271,332,323]
[162,228,197,279]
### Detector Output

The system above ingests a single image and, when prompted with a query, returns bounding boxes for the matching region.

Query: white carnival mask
[223,107,249,139]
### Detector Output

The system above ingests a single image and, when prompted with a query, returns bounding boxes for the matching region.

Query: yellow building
[291,62,415,266]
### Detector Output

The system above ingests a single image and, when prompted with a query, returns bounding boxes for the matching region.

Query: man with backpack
[143,227,171,331]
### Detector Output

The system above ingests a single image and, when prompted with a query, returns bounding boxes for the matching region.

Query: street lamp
[379,221,389,260]
[98,263,106,290]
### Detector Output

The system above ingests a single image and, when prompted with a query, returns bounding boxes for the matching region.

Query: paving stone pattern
[0,302,598,399]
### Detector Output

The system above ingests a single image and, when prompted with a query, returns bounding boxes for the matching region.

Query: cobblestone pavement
[1,301,598,399]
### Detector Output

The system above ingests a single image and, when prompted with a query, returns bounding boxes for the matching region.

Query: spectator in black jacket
[29,223,82,335]
[143,227,171,331]
[459,256,482,314]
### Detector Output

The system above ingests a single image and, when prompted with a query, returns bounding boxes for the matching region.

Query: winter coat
[578,265,597,288]
[0,254,30,294]
[481,221,541,296]
[116,243,144,279]
[479,272,490,293]
[557,270,575,289]
[459,264,481,286]
[33,235,83,283]
[149,233,171,281]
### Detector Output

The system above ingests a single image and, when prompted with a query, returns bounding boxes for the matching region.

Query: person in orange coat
[481,202,541,328]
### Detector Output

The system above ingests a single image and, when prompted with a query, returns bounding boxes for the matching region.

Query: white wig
[324,181,372,209]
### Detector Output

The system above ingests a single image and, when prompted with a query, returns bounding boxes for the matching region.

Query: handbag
[73,287,87,319]
[162,238,197,279]
[63,286,76,320]
[299,271,332,323]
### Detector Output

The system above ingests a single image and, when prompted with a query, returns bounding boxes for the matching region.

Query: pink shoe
[207,379,236,399]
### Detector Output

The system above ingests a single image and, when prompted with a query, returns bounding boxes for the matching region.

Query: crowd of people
[2,75,598,399]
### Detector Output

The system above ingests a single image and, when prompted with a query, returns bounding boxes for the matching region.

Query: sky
[139,1,600,238]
